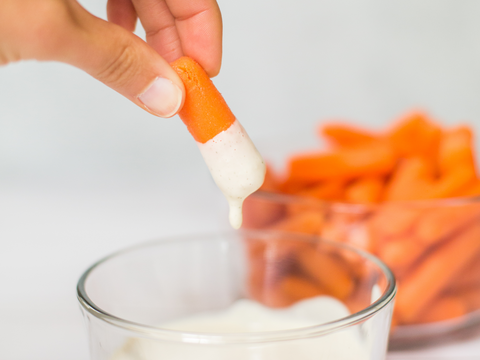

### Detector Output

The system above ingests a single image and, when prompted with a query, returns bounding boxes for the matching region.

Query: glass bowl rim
[251,189,480,214]
[77,230,396,345]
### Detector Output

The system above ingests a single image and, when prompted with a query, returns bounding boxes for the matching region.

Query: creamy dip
[112,297,370,360]
[197,120,266,229]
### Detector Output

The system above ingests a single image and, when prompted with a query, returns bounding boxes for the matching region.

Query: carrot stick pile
[243,111,480,327]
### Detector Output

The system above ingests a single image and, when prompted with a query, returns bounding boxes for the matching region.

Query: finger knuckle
[95,41,139,87]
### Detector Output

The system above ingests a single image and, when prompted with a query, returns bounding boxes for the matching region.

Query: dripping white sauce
[197,120,266,229]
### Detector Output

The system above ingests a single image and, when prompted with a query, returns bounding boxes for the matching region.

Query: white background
[1,0,480,358]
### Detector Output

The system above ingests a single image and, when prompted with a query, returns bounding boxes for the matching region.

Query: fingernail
[138,78,183,117]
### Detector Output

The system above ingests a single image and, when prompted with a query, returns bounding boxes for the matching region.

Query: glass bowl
[77,230,396,360]
[242,191,480,348]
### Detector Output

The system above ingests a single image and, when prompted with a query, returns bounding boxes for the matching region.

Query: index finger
[165,0,222,77]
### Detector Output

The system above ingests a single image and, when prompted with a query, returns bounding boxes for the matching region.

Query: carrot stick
[242,196,285,229]
[416,296,467,324]
[383,157,435,201]
[171,57,236,143]
[321,211,371,248]
[297,247,354,300]
[247,245,295,308]
[296,181,345,201]
[438,126,476,175]
[415,204,480,245]
[320,123,378,148]
[285,198,327,221]
[395,223,480,323]
[388,111,442,158]
[279,177,311,194]
[447,256,480,291]
[454,287,480,312]
[279,276,326,301]
[458,181,480,197]
[345,176,384,204]
[256,285,295,308]
[424,166,477,199]
[249,262,295,308]
[267,210,324,235]
[368,204,423,239]
[287,141,396,182]
[245,237,266,259]
[378,237,425,277]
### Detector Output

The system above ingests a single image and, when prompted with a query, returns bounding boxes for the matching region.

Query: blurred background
[2,0,480,358]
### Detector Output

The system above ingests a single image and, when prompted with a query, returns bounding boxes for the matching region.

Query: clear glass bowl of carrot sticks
[242,111,480,348]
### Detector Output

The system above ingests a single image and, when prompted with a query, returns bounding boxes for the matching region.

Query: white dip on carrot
[197,120,266,229]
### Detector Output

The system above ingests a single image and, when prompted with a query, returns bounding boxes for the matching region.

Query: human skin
[0,0,223,117]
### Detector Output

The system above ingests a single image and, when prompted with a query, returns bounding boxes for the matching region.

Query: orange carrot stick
[267,210,324,235]
[320,123,378,148]
[447,256,480,291]
[378,237,425,277]
[247,246,295,308]
[245,238,266,260]
[424,166,477,199]
[438,126,476,175]
[454,287,480,312]
[171,57,236,143]
[279,276,326,301]
[285,198,326,218]
[321,211,374,250]
[255,285,296,308]
[383,157,435,201]
[368,204,423,239]
[296,181,345,201]
[262,238,312,266]
[242,195,285,229]
[388,111,442,158]
[344,176,384,204]
[297,247,354,300]
[395,223,480,323]
[248,260,295,308]
[287,141,396,182]
[416,296,467,324]
[284,181,342,221]
[415,204,480,245]
[459,181,480,197]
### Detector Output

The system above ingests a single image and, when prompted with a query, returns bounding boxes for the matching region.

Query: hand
[0,0,222,117]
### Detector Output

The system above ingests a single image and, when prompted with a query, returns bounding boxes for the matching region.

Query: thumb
[53,2,185,118]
